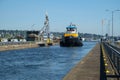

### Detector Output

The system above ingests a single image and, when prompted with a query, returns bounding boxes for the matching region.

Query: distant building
[1,38,8,42]
[26,31,39,41]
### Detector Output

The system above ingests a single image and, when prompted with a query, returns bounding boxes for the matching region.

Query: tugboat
[60,23,83,47]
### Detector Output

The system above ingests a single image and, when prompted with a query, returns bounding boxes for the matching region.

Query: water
[0,42,97,80]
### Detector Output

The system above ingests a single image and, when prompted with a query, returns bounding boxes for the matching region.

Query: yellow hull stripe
[64,33,78,37]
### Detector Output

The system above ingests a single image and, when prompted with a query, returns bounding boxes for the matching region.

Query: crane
[38,12,52,45]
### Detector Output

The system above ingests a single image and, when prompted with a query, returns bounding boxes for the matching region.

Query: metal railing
[103,42,120,78]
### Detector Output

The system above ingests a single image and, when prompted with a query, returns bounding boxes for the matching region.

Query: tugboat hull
[60,37,83,47]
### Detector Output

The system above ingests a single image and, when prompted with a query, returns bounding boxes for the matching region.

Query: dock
[63,43,100,80]
[63,42,120,80]
[0,41,55,51]
[0,42,39,51]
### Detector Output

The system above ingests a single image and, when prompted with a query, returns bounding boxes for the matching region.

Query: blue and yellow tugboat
[60,23,83,47]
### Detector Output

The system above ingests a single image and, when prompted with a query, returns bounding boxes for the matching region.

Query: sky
[0,0,120,36]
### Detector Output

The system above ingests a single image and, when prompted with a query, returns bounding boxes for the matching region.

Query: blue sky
[0,0,120,36]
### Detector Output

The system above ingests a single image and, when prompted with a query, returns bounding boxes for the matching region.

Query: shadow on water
[0,42,97,80]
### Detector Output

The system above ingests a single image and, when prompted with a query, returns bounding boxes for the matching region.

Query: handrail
[103,42,120,76]
[105,43,120,54]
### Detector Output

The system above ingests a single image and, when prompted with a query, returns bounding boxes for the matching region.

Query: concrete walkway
[63,43,100,80]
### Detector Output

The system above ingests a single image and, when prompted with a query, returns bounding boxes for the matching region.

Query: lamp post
[107,20,110,41]
[106,9,120,42]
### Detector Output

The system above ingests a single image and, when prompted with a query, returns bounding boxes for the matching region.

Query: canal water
[0,42,97,80]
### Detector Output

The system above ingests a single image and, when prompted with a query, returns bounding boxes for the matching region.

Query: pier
[0,42,38,51]
[63,42,120,80]
[0,41,56,51]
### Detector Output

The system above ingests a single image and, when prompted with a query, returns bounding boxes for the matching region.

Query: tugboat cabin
[64,24,78,38]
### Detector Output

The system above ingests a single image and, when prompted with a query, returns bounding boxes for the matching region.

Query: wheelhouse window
[67,28,75,31]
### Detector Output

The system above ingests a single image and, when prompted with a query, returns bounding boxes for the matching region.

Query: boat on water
[60,23,83,47]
